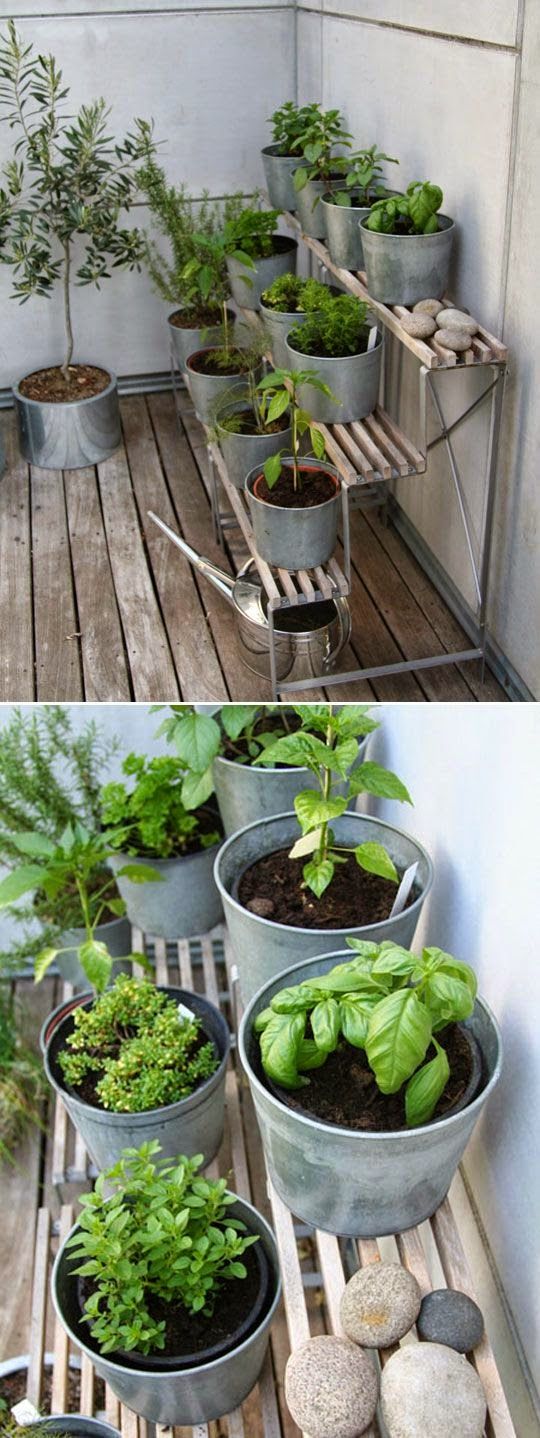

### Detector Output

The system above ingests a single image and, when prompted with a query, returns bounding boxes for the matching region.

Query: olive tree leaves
[255,940,477,1126]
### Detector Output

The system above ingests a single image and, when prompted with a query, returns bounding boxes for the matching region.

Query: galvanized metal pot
[259,299,318,369]
[214,810,434,1003]
[168,310,231,373]
[321,193,373,271]
[213,728,369,838]
[52,1196,281,1427]
[226,237,298,312]
[107,840,223,941]
[240,955,502,1236]
[246,457,341,571]
[32,1419,120,1438]
[185,349,260,426]
[360,214,455,305]
[13,371,121,469]
[43,985,230,1171]
[215,397,292,491]
[285,329,383,424]
[295,177,335,239]
[55,913,132,988]
[261,145,305,211]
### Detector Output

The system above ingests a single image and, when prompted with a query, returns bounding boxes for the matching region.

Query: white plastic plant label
[11,1400,41,1425]
[367,325,378,351]
[177,1002,195,1023]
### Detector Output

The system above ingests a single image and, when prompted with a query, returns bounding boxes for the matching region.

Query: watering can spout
[147,511,236,605]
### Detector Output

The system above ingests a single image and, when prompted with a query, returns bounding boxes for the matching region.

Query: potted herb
[261,101,312,211]
[42,975,229,1172]
[214,704,433,1001]
[52,1142,281,1426]
[361,182,454,305]
[139,162,236,373]
[292,104,352,238]
[245,367,342,571]
[102,753,223,939]
[0,22,155,469]
[223,204,297,311]
[159,703,375,838]
[214,371,292,491]
[0,1420,119,1438]
[0,987,45,1163]
[239,941,502,1236]
[285,293,383,424]
[260,273,335,369]
[183,236,257,423]
[320,146,399,270]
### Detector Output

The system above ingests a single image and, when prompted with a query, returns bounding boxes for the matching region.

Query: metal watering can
[148,512,351,683]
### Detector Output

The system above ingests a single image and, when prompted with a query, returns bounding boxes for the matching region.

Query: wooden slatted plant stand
[21,925,518,1438]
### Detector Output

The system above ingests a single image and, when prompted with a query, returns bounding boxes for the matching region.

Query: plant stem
[222,299,229,360]
[75,874,93,944]
[62,240,74,381]
[317,706,334,867]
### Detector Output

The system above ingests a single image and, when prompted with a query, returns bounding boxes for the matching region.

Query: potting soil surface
[18,365,110,403]
[238,847,414,929]
[0,1367,105,1415]
[253,468,336,508]
[187,349,251,376]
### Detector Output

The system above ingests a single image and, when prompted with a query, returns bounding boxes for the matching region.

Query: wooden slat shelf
[18,926,517,1438]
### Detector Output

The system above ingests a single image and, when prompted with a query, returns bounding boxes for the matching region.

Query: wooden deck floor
[0,391,507,702]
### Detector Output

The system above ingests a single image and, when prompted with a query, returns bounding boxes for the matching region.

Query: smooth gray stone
[340,1261,421,1348]
[436,307,478,333]
[413,298,444,317]
[285,1335,379,1438]
[435,327,472,352]
[417,1288,484,1352]
[401,313,437,338]
[381,1343,486,1438]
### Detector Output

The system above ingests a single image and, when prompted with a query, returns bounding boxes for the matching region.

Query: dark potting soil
[69,1025,218,1112]
[0,1366,105,1415]
[253,467,337,509]
[169,305,222,329]
[238,846,414,929]
[271,1024,473,1131]
[19,365,110,403]
[188,348,251,377]
[221,709,302,764]
[221,407,290,437]
[80,1241,261,1361]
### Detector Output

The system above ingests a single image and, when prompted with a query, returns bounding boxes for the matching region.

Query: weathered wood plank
[25,1208,50,1408]
[31,466,83,699]
[0,411,34,699]
[64,465,131,701]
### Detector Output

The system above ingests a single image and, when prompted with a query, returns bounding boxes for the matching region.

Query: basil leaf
[297,1039,328,1071]
[271,984,320,1014]
[311,998,341,1052]
[405,1040,450,1127]
[259,1012,306,1088]
[354,842,398,883]
[366,988,432,1093]
[253,1006,274,1033]
[372,944,416,978]
[424,972,475,1029]
[340,997,374,1047]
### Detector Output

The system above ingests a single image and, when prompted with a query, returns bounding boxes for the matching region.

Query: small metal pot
[215,396,292,491]
[261,145,306,211]
[13,370,121,470]
[259,299,319,369]
[360,214,455,305]
[29,1420,120,1438]
[226,237,298,312]
[321,192,373,271]
[52,1195,281,1427]
[295,177,340,239]
[107,841,223,941]
[185,349,260,426]
[168,309,232,373]
[213,728,369,838]
[246,457,341,571]
[285,329,383,424]
[240,956,502,1236]
[43,984,230,1171]
[55,914,132,989]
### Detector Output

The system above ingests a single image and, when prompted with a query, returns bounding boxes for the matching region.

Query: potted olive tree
[102,752,224,938]
[214,704,433,1001]
[41,974,230,1171]
[0,21,155,469]
[245,367,342,571]
[214,371,292,491]
[52,1142,281,1426]
[261,101,311,211]
[239,942,502,1236]
[292,104,352,238]
[361,181,454,305]
[285,294,383,424]
[223,204,297,311]
[320,146,399,271]
[260,273,335,369]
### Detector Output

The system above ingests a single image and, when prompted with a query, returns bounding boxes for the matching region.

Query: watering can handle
[147,511,236,605]
[323,577,351,671]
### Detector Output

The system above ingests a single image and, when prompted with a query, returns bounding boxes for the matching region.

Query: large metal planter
[285,329,383,424]
[261,146,305,211]
[213,730,369,837]
[107,841,223,941]
[215,398,292,491]
[226,237,297,312]
[360,214,455,305]
[240,955,502,1236]
[321,194,372,271]
[52,1195,281,1427]
[185,349,260,426]
[43,985,230,1171]
[246,457,341,572]
[168,310,230,373]
[214,810,434,1003]
[55,914,132,988]
[13,371,121,470]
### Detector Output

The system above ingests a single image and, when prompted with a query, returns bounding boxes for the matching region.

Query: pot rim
[14,368,117,409]
[285,330,383,363]
[215,405,292,442]
[109,836,223,871]
[213,729,367,780]
[167,307,230,331]
[60,911,130,936]
[214,809,434,936]
[246,458,341,514]
[239,969,503,1142]
[359,213,455,238]
[259,290,340,320]
[261,143,307,162]
[227,234,298,263]
[185,346,251,376]
[52,1193,282,1378]
[42,983,230,1122]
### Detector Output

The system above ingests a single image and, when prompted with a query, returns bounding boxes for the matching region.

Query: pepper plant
[330,146,398,206]
[66,1140,258,1354]
[254,940,477,1126]
[254,703,411,897]
[292,104,352,194]
[256,367,335,493]
[0,21,155,382]
[366,181,443,235]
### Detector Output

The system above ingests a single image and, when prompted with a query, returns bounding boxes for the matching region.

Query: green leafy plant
[138,160,229,322]
[254,940,477,1126]
[0,821,158,992]
[101,753,222,860]
[65,1140,258,1354]
[222,205,282,263]
[366,181,443,235]
[292,104,352,193]
[0,21,155,383]
[267,100,320,158]
[288,294,371,358]
[328,146,398,206]
[254,702,411,897]
[256,367,335,493]
[260,273,331,314]
[0,986,45,1162]
[58,976,218,1111]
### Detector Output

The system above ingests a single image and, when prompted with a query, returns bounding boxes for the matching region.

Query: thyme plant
[288,294,370,358]
[261,273,331,314]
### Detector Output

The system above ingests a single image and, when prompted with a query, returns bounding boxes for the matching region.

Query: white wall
[296,0,539,698]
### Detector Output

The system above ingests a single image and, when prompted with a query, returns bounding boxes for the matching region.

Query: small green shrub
[66,1140,258,1354]
[288,294,370,358]
[101,753,221,858]
[222,205,282,262]
[267,100,319,158]
[58,976,219,1112]
[261,273,331,314]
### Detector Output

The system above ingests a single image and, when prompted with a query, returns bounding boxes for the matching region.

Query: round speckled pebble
[340,1261,421,1348]
[401,313,437,338]
[413,298,444,317]
[381,1342,487,1438]
[417,1288,484,1352]
[285,1334,379,1438]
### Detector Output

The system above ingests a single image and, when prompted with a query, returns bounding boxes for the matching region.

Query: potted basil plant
[52,1142,281,1426]
[285,293,383,424]
[320,146,399,271]
[260,273,336,369]
[361,181,454,305]
[239,941,502,1236]
[222,204,297,311]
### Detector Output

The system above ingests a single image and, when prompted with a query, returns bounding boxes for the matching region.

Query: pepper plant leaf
[302,855,334,897]
[354,841,398,883]
[295,789,347,834]
[349,761,413,804]
[0,863,45,906]
[169,710,221,773]
[78,939,113,995]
